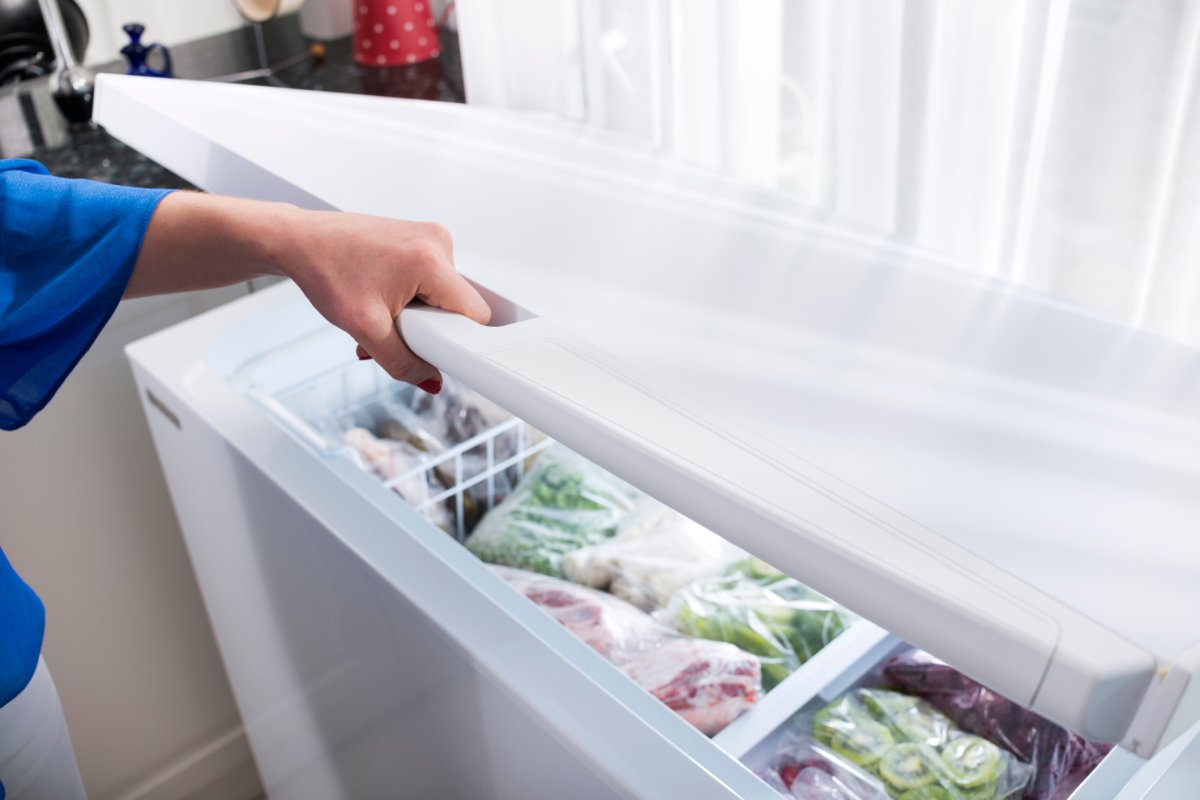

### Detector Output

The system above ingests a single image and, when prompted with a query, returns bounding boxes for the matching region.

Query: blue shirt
[0,159,171,713]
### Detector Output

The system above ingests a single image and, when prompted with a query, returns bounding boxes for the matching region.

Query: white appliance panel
[128,288,776,799]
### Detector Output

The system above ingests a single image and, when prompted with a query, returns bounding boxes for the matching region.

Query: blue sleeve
[0,159,173,430]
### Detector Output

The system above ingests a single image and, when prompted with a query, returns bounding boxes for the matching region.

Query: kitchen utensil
[36,0,93,122]
[0,0,88,87]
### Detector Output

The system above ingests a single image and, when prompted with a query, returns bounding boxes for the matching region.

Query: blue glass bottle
[121,23,173,78]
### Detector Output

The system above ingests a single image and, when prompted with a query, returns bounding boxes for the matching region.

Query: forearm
[125,191,296,298]
[122,188,489,388]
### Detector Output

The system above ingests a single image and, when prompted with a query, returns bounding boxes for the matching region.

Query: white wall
[75,0,247,66]
[0,288,263,800]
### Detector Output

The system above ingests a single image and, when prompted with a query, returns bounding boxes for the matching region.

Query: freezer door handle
[398,302,1169,753]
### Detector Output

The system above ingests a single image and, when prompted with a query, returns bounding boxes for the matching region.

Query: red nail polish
[418,378,443,394]
[357,352,372,361]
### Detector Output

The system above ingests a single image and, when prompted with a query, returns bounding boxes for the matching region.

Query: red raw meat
[496,566,760,735]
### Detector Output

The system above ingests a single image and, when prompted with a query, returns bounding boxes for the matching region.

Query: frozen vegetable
[562,498,745,610]
[495,566,760,735]
[771,688,1033,800]
[660,558,850,690]
[882,650,1112,799]
[467,445,641,577]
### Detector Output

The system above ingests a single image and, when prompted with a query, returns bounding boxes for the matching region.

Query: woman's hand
[275,208,490,392]
[129,192,490,391]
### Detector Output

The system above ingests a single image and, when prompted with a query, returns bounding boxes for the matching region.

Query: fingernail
[418,378,443,394]
[357,352,372,361]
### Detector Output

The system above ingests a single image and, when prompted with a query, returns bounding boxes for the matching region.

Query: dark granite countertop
[13,14,463,189]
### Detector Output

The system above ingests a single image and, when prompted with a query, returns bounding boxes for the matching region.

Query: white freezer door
[94,75,1200,758]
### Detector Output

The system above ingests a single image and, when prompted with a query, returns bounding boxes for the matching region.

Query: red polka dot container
[353,0,442,67]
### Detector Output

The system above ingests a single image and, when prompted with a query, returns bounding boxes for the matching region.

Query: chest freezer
[96,76,1200,799]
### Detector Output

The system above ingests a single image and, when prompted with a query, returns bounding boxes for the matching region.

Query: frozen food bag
[562,497,746,611]
[766,736,891,799]
[882,650,1112,799]
[773,688,1034,800]
[467,445,641,577]
[659,558,851,690]
[344,427,456,534]
[383,377,528,531]
[494,566,760,735]
[405,375,514,449]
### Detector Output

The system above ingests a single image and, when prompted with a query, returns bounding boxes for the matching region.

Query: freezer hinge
[146,389,181,430]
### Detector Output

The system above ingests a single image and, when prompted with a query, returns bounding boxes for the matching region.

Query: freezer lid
[94,75,1200,756]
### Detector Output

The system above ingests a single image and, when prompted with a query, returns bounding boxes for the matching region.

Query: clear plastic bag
[658,558,851,691]
[494,566,761,735]
[343,427,456,534]
[882,650,1112,799]
[772,688,1034,800]
[466,445,641,577]
[392,376,529,531]
[333,376,520,535]
[561,497,746,611]
[405,375,514,450]
[765,736,892,799]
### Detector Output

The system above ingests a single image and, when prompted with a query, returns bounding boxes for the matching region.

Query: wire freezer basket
[234,329,549,540]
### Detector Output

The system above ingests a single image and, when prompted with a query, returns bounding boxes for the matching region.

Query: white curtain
[456,0,1200,346]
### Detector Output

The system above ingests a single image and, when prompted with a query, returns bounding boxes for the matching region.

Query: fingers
[307,218,483,393]
[355,308,442,389]
[356,342,442,393]
[366,334,443,389]
[418,270,492,325]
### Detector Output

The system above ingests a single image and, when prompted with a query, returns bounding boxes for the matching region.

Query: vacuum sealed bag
[389,376,530,530]
[659,558,851,691]
[343,426,456,534]
[768,688,1034,799]
[562,498,745,611]
[495,566,761,735]
[338,376,527,536]
[467,445,641,577]
[882,650,1111,799]
[759,736,891,799]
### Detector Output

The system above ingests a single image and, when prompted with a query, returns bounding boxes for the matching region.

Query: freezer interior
[218,296,1146,800]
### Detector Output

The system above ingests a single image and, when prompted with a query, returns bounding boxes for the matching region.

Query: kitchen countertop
[18,13,463,189]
